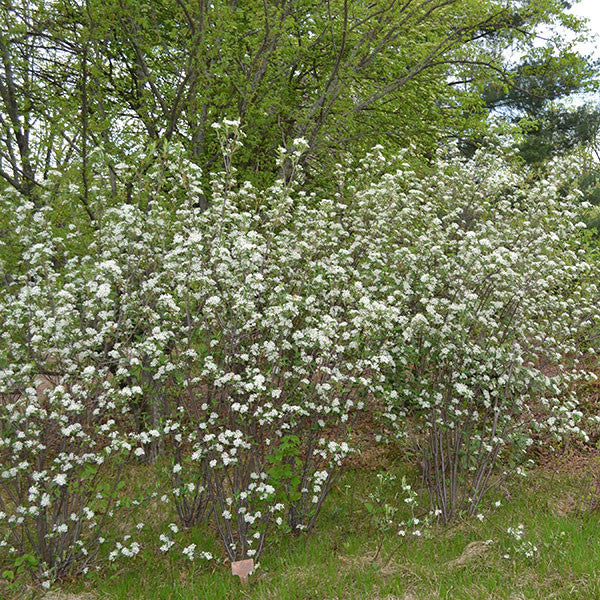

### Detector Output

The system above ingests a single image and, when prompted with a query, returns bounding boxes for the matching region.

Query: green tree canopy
[0,0,596,212]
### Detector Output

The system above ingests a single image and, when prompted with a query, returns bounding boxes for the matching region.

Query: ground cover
[6,449,600,600]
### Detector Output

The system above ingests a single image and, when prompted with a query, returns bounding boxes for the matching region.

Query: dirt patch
[42,594,97,600]
[338,551,422,581]
[550,493,580,517]
[446,540,493,568]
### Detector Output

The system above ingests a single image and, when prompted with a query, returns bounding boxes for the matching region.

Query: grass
[6,452,600,600]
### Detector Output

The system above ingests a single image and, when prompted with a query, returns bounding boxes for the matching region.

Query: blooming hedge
[1,127,598,585]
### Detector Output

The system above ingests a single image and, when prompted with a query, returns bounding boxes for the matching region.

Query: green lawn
[8,455,600,600]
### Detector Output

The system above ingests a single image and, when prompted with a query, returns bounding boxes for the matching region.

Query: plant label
[231,558,254,585]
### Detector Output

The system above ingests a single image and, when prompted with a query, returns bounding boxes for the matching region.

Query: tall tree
[481,46,600,163]
[0,0,596,208]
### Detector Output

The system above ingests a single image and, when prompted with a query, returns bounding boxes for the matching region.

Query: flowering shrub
[0,146,202,583]
[0,123,402,574]
[503,524,539,562]
[1,122,599,584]
[154,124,400,560]
[365,471,433,567]
[0,205,141,583]
[363,146,600,521]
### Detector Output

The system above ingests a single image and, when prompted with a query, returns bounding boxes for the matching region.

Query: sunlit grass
[7,458,600,600]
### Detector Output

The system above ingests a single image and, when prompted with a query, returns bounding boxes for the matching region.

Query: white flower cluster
[504,524,539,561]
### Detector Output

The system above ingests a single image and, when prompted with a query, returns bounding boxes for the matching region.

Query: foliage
[481,47,600,164]
[0,0,595,212]
[1,124,600,587]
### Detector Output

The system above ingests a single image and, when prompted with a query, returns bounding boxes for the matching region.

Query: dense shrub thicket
[1,125,599,586]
